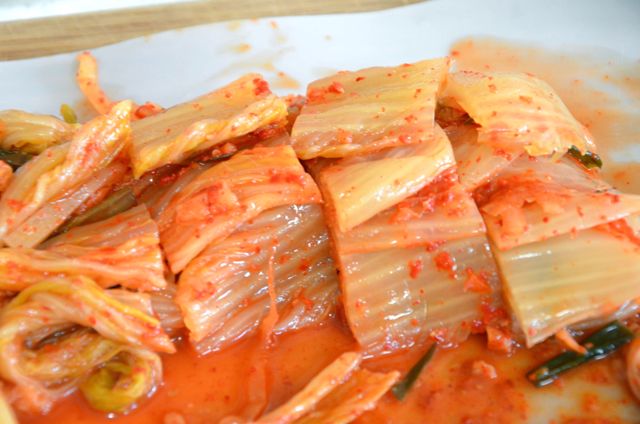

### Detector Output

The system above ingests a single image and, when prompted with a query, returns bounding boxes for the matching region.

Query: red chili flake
[355,76,366,82]
[401,63,412,67]
[413,88,422,99]
[307,87,327,102]
[519,95,533,104]
[463,268,492,293]
[335,128,353,145]
[486,326,513,354]
[327,81,345,94]
[6,198,25,212]
[472,360,498,380]
[410,318,420,327]
[253,78,270,96]
[254,124,283,140]
[451,50,460,57]
[134,102,163,119]
[597,218,640,248]
[298,258,311,273]
[433,251,455,277]
[424,240,444,252]
[542,216,549,223]
[88,316,97,326]
[278,254,290,265]
[404,114,417,124]
[488,84,497,93]
[398,134,411,144]
[408,258,423,279]
[269,169,306,185]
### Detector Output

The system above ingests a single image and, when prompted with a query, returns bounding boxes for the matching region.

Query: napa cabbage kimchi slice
[130,74,287,177]
[477,155,640,250]
[0,205,168,292]
[257,352,399,424]
[0,276,173,413]
[318,125,456,232]
[494,214,640,346]
[290,58,450,159]
[339,234,501,355]
[0,101,132,248]
[178,204,338,353]
[157,145,321,273]
[443,71,595,156]
[331,170,485,254]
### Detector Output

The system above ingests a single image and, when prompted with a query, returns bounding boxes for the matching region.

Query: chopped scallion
[567,145,602,169]
[527,321,633,387]
[391,343,436,400]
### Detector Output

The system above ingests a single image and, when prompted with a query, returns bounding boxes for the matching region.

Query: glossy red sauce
[17,38,640,423]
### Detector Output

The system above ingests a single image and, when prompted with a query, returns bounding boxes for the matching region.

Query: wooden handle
[0,0,419,61]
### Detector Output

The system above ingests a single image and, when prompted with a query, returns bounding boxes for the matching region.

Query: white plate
[1,0,639,422]
[1,0,639,114]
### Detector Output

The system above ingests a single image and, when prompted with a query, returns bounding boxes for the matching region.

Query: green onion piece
[527,321,633,387]
[0,149,33,171]
[57,187,136,233]
[391,343,436,400]
[80,353,153,413]
[567,145,602,169]
[60,103,78,124]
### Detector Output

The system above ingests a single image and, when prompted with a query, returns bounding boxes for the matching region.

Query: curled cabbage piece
[256,352,398,424]
[0,110,76,154]
[130,74,288,177]
[76,52,164,119]
[158,145,322,273]
[443,70,595,156]
[0,100,133,247]
[80,348,162,413]
[0,205,165,292]
[0,276,173,413]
